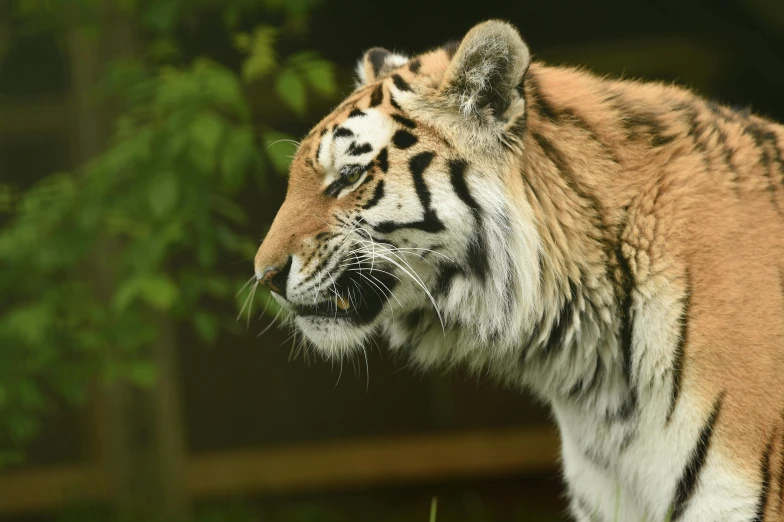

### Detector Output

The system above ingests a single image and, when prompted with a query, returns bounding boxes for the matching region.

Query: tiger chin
[254,20,784,522]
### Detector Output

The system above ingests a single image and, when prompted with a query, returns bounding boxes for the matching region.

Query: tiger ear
[355,47,409,87]
[439,20,530,120]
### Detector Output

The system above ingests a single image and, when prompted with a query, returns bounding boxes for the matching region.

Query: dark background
[2,1,783,521]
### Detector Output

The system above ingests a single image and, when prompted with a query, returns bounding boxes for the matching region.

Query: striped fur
[254,21,784,521]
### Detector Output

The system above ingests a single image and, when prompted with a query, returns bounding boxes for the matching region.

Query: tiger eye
[345,170,362,184]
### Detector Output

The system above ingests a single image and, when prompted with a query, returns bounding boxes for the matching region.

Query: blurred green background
[1,1,783,521]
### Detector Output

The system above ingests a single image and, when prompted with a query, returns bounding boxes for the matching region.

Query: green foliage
[1,0,336,463]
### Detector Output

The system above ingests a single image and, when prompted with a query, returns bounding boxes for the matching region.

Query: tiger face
[254,21,541,358]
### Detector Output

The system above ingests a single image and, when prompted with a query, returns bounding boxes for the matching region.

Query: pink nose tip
[259,268,282,294]
[257,257,292,297]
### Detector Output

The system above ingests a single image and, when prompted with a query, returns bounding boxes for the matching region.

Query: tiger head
[254,20,543,361]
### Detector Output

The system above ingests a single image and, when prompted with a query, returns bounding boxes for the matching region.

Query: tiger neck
[393,64,639,418]
[511,64,636,414]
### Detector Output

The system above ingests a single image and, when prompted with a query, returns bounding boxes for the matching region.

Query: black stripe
[391,114,416,128]
[527,75,562,124]
[526,74,619,163]
[392,130,418,149]
[667,275,691,424]
[389,96,402,110]
[408,59,421,74]
[705,102,744,190]
[376,148,389,172]
[404,309,425,330]
[670,392,725,521]
[369,85,384,107]
[745,121,783,213]
[373,151,444,234]
[448,159,481,211]
[622,110,676,147]
[362,180,385,210]
[409,151,438,222]
[348,108,365,118]
[466,233,488,283]
[748,121,784,184]
[754,432,775,522]
[299,241,343,286]
[347,142,372,156]
[615,231,637,419]
[391,74,411,92]
[541,278,579,355]
[323,179,343,197]
[449,159,488,282]
[532,130,633,415]
[434,264,462,296]
[333,127,354,138]
[678,104,715,173]
[358,173,374,187]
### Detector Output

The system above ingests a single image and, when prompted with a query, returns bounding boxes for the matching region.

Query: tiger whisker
[237,280,257,324]
[359,271,401,309]
[352,248,444,331]
[257,306,284,337]
[257,289,275,320]
[236,274,257,298]
[265,138,301,150]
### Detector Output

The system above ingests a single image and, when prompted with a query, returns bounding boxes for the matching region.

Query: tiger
[253,20,784,521]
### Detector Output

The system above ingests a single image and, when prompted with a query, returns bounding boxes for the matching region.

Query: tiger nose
[258,257,292,298]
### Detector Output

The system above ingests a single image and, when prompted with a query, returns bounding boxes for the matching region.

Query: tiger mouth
[294,260,398,324]
[295,294,360,319]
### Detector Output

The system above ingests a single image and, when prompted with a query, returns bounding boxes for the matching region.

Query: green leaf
[193,312,219,344]
[275,67,306,115]
[212,196,248,225]
[301,60,337,97]
[142,0,182,34]
[3,304,51,346]
[232,32,251,52]
[199,60,248,120]
[240,26,278,83]
[138,274,179,311]
[113,273,179,312]
[288,53,337,98]
[147,37,180,63]
[188,113,225,173]
[220,127,257,191]
[148,174,178,218]
[202,275,232,299]
[128,360,158,388]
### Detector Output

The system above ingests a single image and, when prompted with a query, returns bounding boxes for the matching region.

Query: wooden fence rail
[0,426,559,515]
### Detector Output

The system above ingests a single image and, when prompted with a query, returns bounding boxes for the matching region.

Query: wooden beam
[0,426,559,515]
[0,464,107,513]
[0,96,72,137]
[188,426,560,497]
